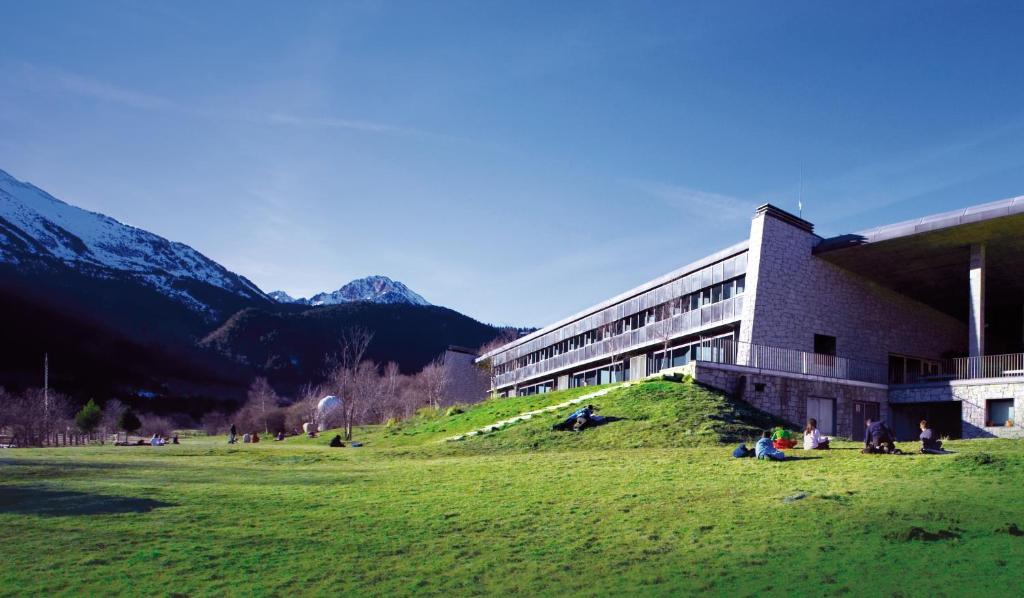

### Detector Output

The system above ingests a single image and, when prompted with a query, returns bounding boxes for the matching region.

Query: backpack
[732,444,753,458]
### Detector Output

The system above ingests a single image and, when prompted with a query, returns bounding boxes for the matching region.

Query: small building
[477,199,1024,440]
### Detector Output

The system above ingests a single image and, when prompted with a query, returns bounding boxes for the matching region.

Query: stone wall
[444,349,490,404]
[739,209,967,365]
[889,379,1024,438]
[691,362,889,439]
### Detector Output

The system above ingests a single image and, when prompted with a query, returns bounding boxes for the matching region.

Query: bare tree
[101,399,127,439]
[418,356,451,410]
[325,327,374,440]
[246,377,280,434]
[363,361,401,424]
[285,383,324,434]
[201,411,229,436]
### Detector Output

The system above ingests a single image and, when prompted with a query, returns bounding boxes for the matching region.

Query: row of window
[569,361,629,388]
[494,275,746,376]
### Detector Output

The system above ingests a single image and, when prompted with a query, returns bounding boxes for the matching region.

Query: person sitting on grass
[242,432,252,443]
[275,431,285,441]
[919,420,943,452]
[755,430,786,461]
[803,418,830,450]
[251,431,260,443]
[771,427,798,450]
[863,419,898,454]
[329,434,345,448]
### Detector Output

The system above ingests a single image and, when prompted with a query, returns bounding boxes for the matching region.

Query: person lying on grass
[756,430,786,461]
[803,418,830,450]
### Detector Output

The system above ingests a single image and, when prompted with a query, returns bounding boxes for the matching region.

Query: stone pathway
[444,383,631,442]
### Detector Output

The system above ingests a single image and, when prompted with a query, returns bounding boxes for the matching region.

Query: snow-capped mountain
[0,168,269,314]
[270,275,430,307]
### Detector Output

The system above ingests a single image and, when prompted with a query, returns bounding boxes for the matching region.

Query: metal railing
[492,295,743,388]
[694,338,889,385]
[935,353,1024,382]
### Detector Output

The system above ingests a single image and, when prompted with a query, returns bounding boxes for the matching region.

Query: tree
[118,409,141,436]
[101,399,126,436]
[418,356,451,410]
[325,327,374,440]
[246,377,279,434]
[74,399,102,434]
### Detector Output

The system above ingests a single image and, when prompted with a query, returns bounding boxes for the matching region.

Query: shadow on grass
[0,486,173,516]
[0,459,129,470]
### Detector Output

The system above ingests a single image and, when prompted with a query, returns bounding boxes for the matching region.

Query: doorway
[851,401,880,441]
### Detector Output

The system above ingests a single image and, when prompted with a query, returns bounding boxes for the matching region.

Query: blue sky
[2,1,1023,326]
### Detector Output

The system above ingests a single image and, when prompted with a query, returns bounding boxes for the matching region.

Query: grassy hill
[298,378,790,452]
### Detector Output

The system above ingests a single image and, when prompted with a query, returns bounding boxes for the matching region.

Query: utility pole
[44,352,49,412]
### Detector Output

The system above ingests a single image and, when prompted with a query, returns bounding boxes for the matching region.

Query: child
[756,430,786,461]
[919,420,943,452]
[803,419,830,450]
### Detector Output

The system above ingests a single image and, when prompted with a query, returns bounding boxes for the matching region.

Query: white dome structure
[316,395,343,431]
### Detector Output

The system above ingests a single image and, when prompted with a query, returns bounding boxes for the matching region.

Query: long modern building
[477,199,1024,440]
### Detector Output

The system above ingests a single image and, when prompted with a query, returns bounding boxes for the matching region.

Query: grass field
[2,380,1023,596]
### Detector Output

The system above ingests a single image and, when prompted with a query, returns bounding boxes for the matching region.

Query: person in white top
[803,418,830,450]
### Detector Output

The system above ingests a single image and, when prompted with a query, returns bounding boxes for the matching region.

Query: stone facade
[443,347,490,404]
[889,379,1024,438]
[739,208,967,365]
[689,361,889,439]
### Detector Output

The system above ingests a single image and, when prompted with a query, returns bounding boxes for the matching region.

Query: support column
[968,243,985,358]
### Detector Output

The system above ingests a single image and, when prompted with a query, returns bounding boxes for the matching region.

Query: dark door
[851,401,881,441]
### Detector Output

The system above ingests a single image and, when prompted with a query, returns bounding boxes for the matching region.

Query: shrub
[74,399,102,434]
[118,410,142,435]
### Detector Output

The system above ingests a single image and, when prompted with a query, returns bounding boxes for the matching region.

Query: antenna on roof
[798,163,804,218]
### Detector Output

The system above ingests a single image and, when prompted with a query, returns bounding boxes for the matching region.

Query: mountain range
[268,276,430,307]
[0,168,506,412]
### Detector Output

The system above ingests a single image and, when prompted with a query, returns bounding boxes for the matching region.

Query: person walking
[228,423,238,444]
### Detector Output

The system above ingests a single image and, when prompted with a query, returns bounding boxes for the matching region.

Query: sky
[2,1,1024,327]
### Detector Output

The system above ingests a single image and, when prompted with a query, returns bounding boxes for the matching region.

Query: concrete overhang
[814,196,1024,318]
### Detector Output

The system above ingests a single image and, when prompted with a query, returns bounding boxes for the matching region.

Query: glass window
[712,284,722,303]
[723,280,735,299]
[735,275,746,295]
[736,252,747,274]
[702,288,712,306]
[701,267,712,289]
[723,257,735,279]
[986,399,1015,427]
[712,262,724,284]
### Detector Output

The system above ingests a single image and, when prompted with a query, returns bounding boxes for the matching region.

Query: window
[986,399,1015,427]
[814,334,837,356]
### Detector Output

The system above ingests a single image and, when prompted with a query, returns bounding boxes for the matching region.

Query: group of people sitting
[227,425,286,444]
[744,417,944,461]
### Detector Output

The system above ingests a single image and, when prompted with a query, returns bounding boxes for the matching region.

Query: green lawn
[2,381,1023,596]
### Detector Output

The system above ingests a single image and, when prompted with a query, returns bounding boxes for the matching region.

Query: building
[477,199,1024,440]
[441,345,491,406]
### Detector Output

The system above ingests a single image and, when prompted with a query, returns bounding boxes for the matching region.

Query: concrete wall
[890,379,1024,439]
[739,209,967,365]
[691,361,889,439]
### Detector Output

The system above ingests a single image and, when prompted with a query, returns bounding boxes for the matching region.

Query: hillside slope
[305,379,789,451]
[201,302,502,389]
